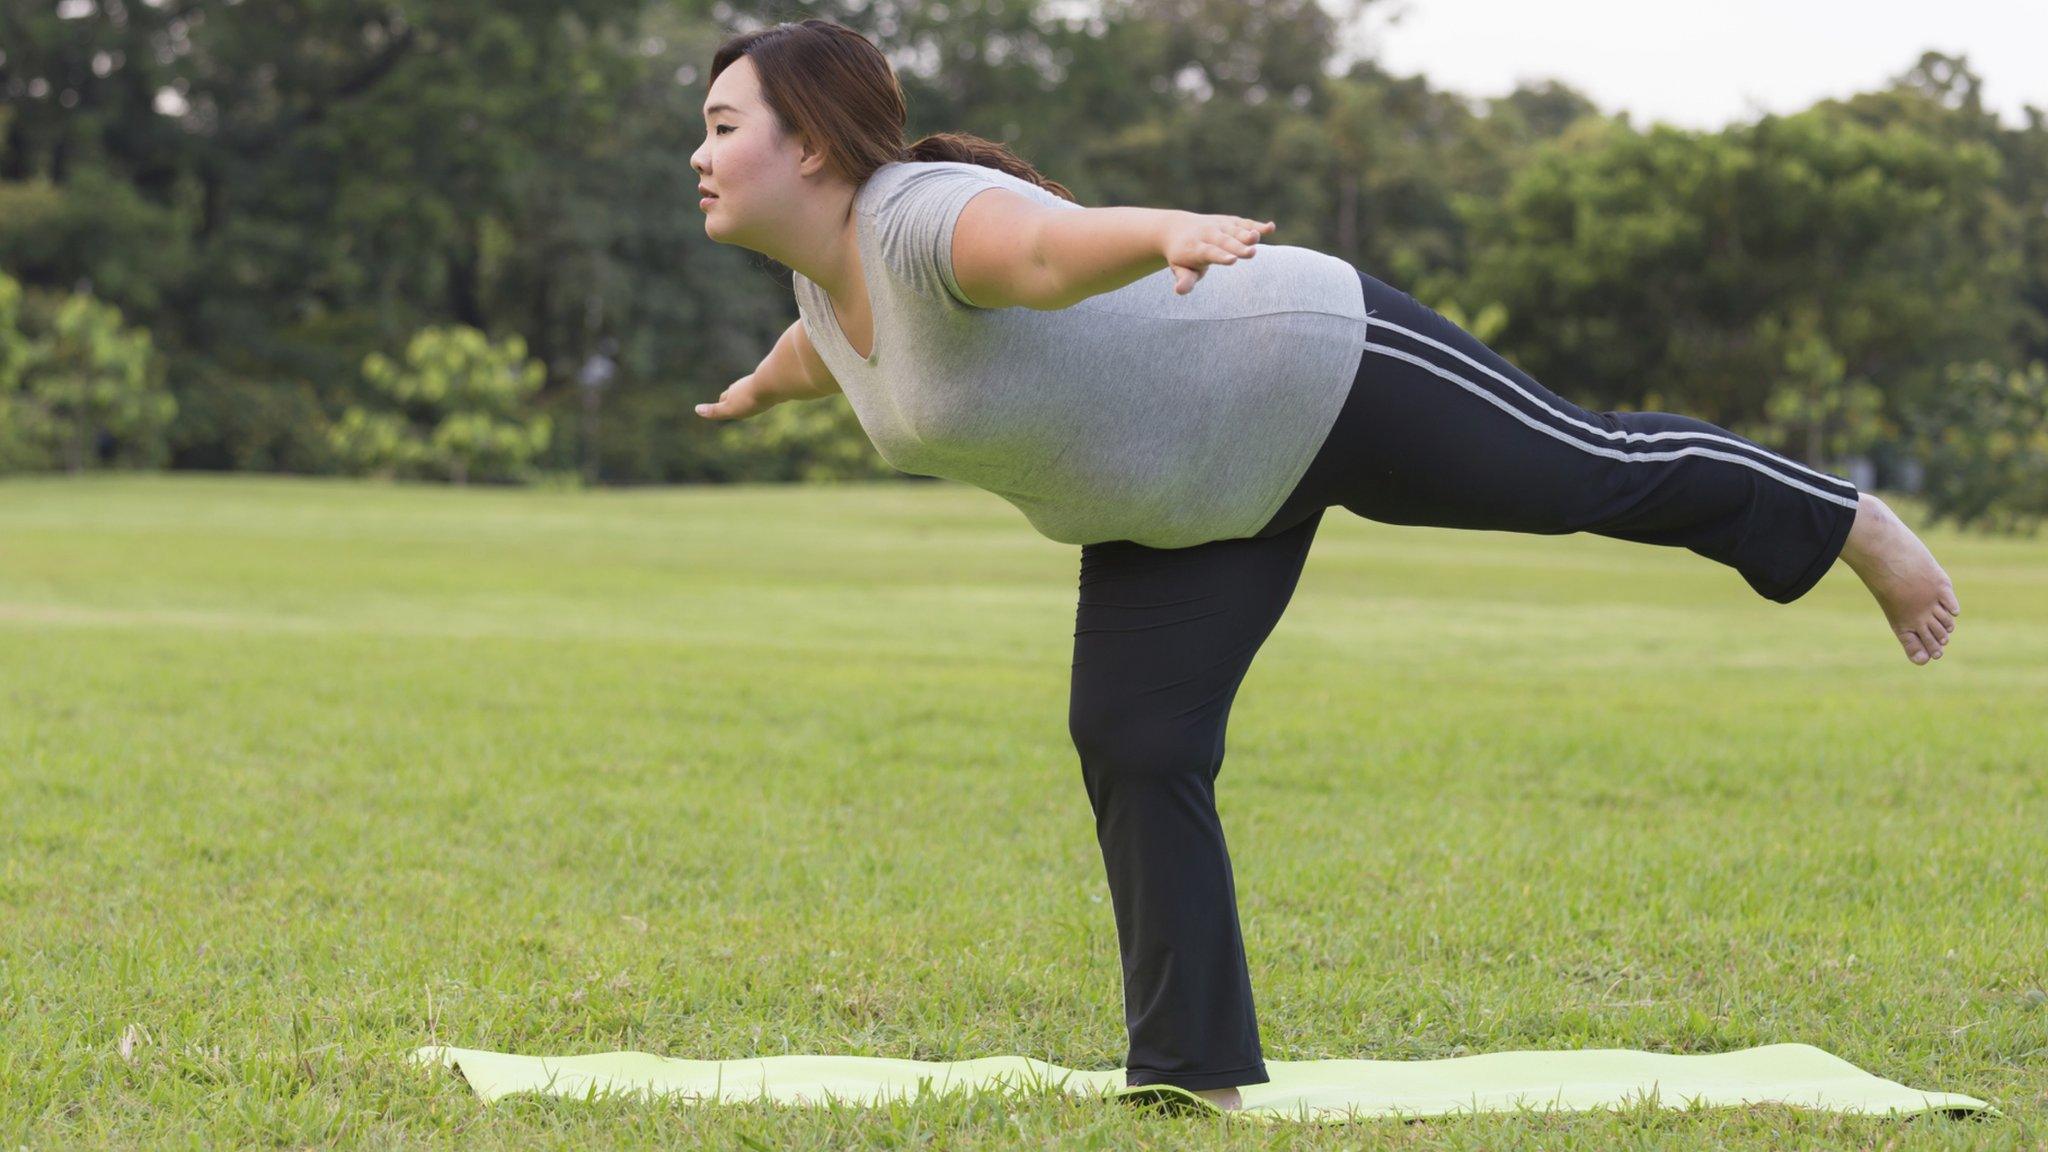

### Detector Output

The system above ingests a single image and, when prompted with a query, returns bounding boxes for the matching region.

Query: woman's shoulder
[859,159,1064,216]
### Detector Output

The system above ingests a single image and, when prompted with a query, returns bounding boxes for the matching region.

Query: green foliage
[1728,311,1889,472]
[1318,64,1603,293]
[1430,299,1510,345]
[1455,103,2024,426]
[1910,361,2048,535]
[0,275,42,469]
[0,271,175,473]
[0,167,198,316]
[714,398,906,483]
[331,326,551,485]
[0,273,22,385]
[5,7,2048,528]
[166,364,337,474]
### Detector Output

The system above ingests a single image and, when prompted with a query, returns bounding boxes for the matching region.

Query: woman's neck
[757,188,864,303]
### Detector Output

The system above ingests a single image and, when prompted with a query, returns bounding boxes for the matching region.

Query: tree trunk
[447,221,485,329]
[531,270,555,371]
[1807,382,1823,465]
[199,163,225,240]
[1337,168,1358,264]
[67,413,87,474]
[581,383,601,486]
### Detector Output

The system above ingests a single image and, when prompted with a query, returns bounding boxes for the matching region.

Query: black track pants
[1068,266,1861,1091]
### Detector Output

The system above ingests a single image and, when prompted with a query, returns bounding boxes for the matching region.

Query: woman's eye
[715,125,733,135]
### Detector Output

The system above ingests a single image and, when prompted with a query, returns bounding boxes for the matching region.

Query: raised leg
[1299,270,1863,606]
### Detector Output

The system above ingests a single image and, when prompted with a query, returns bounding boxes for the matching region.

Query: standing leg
[1303,270,1861,604]
[1068,509,1323,1092]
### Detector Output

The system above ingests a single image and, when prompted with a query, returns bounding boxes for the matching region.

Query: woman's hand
[1163,214,1275,295]
[694,372,780,421]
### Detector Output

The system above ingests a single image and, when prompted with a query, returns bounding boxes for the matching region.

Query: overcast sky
[1351,0,2048,129]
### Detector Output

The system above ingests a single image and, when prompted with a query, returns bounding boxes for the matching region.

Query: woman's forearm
[752,319,832,402]
[1033,207,1182,310]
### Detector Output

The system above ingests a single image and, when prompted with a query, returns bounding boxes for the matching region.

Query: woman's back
[792,160,1369,548]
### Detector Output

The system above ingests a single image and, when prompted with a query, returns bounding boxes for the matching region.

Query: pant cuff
[1123,1060,1270,1092]
[1766,491,1860,605]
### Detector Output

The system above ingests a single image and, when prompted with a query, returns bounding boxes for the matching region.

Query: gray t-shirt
[791,159,1368,549]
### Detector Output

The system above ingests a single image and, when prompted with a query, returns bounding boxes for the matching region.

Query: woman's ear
[794,133,833,180]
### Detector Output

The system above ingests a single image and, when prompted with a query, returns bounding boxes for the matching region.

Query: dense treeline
[2,2,2044,529]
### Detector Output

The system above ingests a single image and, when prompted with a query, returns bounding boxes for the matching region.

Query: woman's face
[691,56,809,251]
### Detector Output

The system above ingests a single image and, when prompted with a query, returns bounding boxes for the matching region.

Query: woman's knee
[1068,701,1221,777]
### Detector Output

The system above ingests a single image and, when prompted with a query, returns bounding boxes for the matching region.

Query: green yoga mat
[412,1042,1997,1123]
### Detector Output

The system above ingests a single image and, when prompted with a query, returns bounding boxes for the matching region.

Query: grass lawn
[2,473,2042,1149]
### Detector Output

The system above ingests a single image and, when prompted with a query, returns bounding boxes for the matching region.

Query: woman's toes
[1940,586,1961,616]
[1928,617,1950,644]
[1901,631,1929,663]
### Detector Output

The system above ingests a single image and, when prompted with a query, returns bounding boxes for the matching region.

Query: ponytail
[904,132,1078,204]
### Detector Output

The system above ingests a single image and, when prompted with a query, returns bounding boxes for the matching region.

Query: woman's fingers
[697,383,748,419]
[1224,222,1268,254]
[1165,216,1273,294]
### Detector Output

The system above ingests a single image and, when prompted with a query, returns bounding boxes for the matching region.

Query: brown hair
[709,19,1078,204]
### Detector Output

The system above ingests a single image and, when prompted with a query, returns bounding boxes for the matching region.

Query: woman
[689,20,1961,1110]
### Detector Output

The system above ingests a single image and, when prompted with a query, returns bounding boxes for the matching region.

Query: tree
[1,0,647,472]
[0,273,48,470]
[1726,307,1888,475]
[0,272,175,473]
[330,325,551,485]
[1910,361,2048,534]
[1454,102,2025,442]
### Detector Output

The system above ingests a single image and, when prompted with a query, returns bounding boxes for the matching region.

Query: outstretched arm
[954,190,1277,311]
[695,318,837,421]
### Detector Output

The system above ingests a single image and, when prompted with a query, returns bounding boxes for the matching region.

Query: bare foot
[1837,493,1961,665]
[1192,1086,1242,1110]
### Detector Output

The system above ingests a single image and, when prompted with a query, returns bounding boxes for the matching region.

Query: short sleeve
[788,272,851,377]
[863,164,1009,309]
[788,272,823,348]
